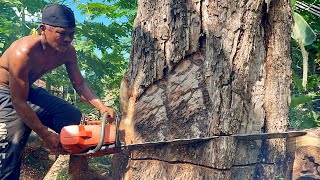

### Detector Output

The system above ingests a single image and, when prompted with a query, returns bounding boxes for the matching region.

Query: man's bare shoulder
[0,36,40,67]
[8,35,42,57]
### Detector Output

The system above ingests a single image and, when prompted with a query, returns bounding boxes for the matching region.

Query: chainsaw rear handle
[87,112,108,154]
[74,112,109,155]
[74,112,120,155]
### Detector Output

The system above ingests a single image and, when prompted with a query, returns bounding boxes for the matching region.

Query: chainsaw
[60,113,307,156]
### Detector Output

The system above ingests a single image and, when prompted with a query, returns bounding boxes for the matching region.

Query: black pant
[0,87,82,180]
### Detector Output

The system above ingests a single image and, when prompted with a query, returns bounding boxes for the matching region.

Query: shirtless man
[0,4,115,179]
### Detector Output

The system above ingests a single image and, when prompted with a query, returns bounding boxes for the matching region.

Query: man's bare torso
[0,35,71,89]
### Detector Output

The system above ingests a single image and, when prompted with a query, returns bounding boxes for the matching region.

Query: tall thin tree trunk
[112,0,292,179]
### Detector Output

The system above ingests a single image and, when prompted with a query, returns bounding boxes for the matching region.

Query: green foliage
[292,12,316,46]
[70,0,136,113]
[290,0,320,129]
[290,94,313,108]
[291,3,317,89]
[55,156,112,180]
[289,103,318,129]
[87,155,112,173]
[0,0,47,54]
[77,0,137,21]
[291,0,297,8]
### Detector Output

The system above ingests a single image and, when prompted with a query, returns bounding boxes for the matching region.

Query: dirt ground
[20,133,111,180]
[20,136,55,179]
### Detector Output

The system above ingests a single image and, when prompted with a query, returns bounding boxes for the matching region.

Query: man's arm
[8,44,61,150]
[65,48,115,122]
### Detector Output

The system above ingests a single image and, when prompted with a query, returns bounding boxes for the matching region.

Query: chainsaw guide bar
[60,113,307,156]
[122,131,307,149]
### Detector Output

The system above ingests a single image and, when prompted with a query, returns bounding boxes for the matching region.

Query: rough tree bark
[112,0,292,179]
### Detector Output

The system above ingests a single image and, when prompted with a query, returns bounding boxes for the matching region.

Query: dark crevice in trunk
[130,157,231,170]
[199,0,205,52]
[258,0,272,170]
[129,157,275,171]
[260,0,269,134]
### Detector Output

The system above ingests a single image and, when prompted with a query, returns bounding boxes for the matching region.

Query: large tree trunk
[112,0,292,179]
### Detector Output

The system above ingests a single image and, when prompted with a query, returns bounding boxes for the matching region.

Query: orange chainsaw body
[60,123,116,155]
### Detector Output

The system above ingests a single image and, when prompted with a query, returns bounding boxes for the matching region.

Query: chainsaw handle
[85,112,108,155]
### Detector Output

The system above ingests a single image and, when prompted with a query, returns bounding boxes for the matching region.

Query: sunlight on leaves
[292,12,316,46]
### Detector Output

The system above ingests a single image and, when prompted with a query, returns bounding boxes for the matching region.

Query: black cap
[41,4,76,28]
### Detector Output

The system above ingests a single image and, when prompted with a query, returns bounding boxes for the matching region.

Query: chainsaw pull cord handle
[86,112,108,154]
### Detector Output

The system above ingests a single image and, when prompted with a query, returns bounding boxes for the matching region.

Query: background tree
[113,0,293,179]
[72,0,136,114]
[0,0,47,53]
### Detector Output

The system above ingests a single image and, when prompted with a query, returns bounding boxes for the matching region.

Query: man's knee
[69,107,82,124]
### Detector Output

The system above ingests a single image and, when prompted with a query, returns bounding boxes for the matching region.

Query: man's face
[43,25,75,52]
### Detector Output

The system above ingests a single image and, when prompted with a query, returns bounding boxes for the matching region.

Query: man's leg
[0,120,31,180]
[27,88,83,134]
[0,90,32,180]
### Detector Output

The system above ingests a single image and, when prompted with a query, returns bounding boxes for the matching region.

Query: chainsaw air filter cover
[60,124,116,154]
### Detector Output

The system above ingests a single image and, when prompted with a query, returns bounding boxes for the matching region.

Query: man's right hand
[41,131,68,154]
